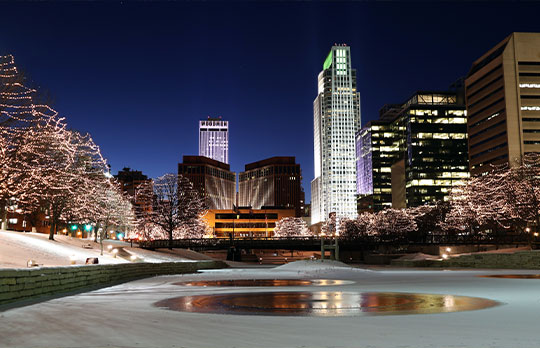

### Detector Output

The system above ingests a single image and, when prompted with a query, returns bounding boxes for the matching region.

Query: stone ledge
[390,251,540,269]
[0,260,227,306]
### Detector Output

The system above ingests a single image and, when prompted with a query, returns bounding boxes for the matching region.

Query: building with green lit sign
[311,45,361,224]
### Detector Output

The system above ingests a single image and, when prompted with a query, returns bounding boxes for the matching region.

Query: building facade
[238,157,303,217]
[115,167,153,216]
[356,119,400,212]
[311,44,361,224]
[391,91,469,207]
[199,117,229,164]
[465,32,540,175]
[202,207,296,238]
[357,89,469,211]
[178,156,236,210]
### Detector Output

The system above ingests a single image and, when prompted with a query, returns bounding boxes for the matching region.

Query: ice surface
[2,260,540,347]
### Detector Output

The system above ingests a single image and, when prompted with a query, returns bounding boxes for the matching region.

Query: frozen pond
[156,291,500,316]
[2,261,540,348]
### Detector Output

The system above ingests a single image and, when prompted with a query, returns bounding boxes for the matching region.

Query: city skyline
[1,2,540,203]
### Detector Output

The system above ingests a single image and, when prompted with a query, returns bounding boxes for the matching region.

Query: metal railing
[138,233,536,251]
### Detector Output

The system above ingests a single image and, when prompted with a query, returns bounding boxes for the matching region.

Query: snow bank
[274,259,361,272]
[0,231,207,268]
[396,252,439,261]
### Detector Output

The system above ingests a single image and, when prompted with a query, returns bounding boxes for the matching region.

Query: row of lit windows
[470,111,501,128]
[414,133,467,139]
[408,179,466,186]
[410,117,467,124]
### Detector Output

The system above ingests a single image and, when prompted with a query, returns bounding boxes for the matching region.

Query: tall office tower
[311,45,361,224]
[356,89,469,212]
[390,90,469,208]
[465,32,540,176]
[238,157,303,217]
[178,156,236,210]
[199,117,229,164]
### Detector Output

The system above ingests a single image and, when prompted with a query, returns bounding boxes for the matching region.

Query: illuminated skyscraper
[199,117,229,164]
[311,45,361,224]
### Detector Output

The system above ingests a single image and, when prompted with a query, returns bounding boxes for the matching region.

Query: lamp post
[320,232,326,260]
[334,231,339,261]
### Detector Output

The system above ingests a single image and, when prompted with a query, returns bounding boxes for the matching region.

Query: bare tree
[147,174,207,249]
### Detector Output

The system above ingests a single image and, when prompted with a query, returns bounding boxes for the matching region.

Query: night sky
[1,2,540,202]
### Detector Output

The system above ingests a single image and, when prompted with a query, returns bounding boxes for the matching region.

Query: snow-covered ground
[2,260,540,348]
[0,230,208,268]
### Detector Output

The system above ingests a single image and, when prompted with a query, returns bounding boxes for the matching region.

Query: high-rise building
[199,117,229,164]
[311,45,361,224]
[357,89,469,210]
[178,156,236,210]
[465,32,540,175]
[391,91,469,207]
[238,157,303,217]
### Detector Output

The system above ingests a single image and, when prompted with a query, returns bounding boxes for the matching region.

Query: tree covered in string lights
[443,154,540,239]
[142,174,207,248]
[0,54,57,228]
[338,213,377,240]
[0,54,135,240]
[338,154,540,242]
[273,217,312,237]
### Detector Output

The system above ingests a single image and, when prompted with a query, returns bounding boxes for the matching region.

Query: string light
[1,53,136,242]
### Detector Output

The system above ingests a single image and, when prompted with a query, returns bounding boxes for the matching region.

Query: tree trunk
[100,226,106,256]
[1,206,7,231]
[49,221,55,241]
[168,229,173,250]
[94,222,100,243]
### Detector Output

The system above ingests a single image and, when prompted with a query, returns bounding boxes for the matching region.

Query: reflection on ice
[175,279,350,287]
[155,291,500,317]
[480,274,540,279]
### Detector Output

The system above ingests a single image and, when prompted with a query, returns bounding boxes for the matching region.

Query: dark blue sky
[1,2,540,202]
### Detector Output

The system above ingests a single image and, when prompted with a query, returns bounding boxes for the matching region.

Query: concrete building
[199,117,229,164]
[178,156,236,210]
[238,157,303,217]
[311,44,361,224]
[465,32,540,175]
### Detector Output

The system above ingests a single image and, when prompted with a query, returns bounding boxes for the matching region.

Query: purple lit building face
[199,118,229,164]
[356,127,373,195]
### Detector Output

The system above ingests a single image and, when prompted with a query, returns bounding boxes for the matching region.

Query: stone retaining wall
[391,250,540,269]
[0,260,227,306]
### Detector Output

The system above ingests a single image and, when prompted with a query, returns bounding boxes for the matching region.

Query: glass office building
[356,90,469,210]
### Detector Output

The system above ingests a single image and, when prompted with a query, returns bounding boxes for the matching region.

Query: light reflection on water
[155,291,500,317]
[479,274,540,279]
[175,279,350,287]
